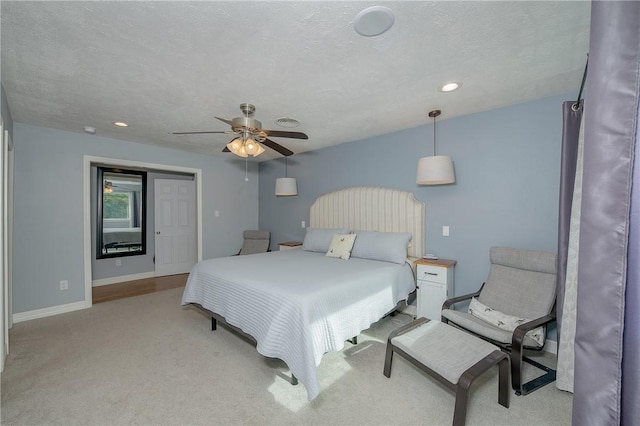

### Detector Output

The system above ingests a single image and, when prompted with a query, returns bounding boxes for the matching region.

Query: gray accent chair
[237,230,271,255]
[441,246,557,396]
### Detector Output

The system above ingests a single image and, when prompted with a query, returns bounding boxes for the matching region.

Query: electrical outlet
[59,280,69,290]
[301,221,306,228]
[214,210,220,217]
[115,258,122,266]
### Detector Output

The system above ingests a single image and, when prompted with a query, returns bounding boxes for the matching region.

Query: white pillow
[350,231,411,265]
[468,297,545,346]
[325,234,357,260]
[302,228,348,253]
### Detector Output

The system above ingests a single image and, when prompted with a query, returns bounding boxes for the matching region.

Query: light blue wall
[259,94,566,301]
[13,123,259,313]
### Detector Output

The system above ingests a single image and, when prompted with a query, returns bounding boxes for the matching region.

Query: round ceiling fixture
[113,121,129,127]
[440,82,462,92]
[275,117,301,128]
[354,6,395,37]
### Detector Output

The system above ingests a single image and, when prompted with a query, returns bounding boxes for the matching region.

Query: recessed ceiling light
[440,82,462,92]
[83,126,96,134]
[354,6,395,37]
[113,121,129,127]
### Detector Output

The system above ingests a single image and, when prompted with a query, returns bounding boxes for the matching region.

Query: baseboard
[13,301,87,323]
[544,339,557,355]
[92,271,155,287]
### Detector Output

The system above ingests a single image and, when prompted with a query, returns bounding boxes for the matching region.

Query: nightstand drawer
[417,264,447,284]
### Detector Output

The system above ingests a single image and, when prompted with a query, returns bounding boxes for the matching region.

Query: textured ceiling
[1,1,590,161]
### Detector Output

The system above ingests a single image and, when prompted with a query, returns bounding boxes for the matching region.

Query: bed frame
[191,186,426,385]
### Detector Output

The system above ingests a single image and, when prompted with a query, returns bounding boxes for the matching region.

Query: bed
[181,186,425,400]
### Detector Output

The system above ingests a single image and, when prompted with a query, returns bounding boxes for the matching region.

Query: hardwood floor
[92,273,188,304]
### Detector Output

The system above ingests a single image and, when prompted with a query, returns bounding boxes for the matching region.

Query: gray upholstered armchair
[441,246,557,396]
[237,230,271,255]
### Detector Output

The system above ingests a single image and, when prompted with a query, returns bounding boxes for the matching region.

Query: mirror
[97,167,147,259]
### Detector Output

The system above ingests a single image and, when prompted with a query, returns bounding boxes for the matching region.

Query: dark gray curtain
[623,100,640,425]
[573,1,640,425]
[557,100,583,336]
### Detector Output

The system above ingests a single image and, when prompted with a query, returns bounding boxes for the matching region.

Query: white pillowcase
[350,231,411,265]
[325,234,357,260]
[302,228,348,253]
[468,297,545,346]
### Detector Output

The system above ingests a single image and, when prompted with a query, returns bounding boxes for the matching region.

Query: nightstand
[414,258,457,320]
[278,241,302,251]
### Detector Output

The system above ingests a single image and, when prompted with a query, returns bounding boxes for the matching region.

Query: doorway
[83,156,202,308]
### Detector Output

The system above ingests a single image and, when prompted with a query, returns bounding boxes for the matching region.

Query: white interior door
[154,179,196,277]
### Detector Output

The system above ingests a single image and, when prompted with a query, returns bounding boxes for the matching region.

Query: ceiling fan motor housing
[232,116,262,132]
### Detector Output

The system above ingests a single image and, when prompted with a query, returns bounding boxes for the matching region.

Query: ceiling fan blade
[262,138,294,156]
[262,130,308,140]
[171,131,228,135]
[215,117,234,126]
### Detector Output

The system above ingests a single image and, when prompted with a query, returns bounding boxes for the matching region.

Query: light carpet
[1,288,572,425]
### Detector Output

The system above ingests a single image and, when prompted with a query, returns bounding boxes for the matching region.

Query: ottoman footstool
[384,318,509,426]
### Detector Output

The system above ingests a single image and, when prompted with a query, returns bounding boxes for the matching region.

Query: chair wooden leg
[383,342,394,378]
[211,317,216,331]
[453,384,469,426]
[498,357,510,408]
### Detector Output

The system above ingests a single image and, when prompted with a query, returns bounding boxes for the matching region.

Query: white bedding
[181,249,415,400]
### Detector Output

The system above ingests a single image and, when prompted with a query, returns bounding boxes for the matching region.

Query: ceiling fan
[171,103,308,157]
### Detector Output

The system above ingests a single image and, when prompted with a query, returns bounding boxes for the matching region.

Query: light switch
[214,210,220,217]
[442,226,450,237]
[301,221,306,228]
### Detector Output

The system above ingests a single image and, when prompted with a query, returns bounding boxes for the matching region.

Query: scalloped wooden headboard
[309,186,425,258]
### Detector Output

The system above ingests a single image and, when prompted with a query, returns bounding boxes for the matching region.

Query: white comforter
[181,249,415,400]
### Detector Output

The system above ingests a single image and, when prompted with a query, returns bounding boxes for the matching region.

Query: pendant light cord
[428,109,441,156]
[433,115,437,156]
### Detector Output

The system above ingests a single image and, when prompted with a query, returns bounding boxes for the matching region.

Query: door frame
[83,156,202,308]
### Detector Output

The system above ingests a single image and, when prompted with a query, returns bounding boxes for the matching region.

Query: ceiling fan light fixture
[227,138,249,158]
[244,138,258,155]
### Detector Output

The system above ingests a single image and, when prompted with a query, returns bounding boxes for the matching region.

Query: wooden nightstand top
[414,258,457,268]
[279,241,303,247]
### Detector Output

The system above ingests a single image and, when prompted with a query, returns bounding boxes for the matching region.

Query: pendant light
[416,109,456,185]
[275,157,298,196]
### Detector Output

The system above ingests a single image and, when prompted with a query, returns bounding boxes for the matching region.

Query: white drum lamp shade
[416,155,455,185]
[275,177,298,196]
[416,109,456,185]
